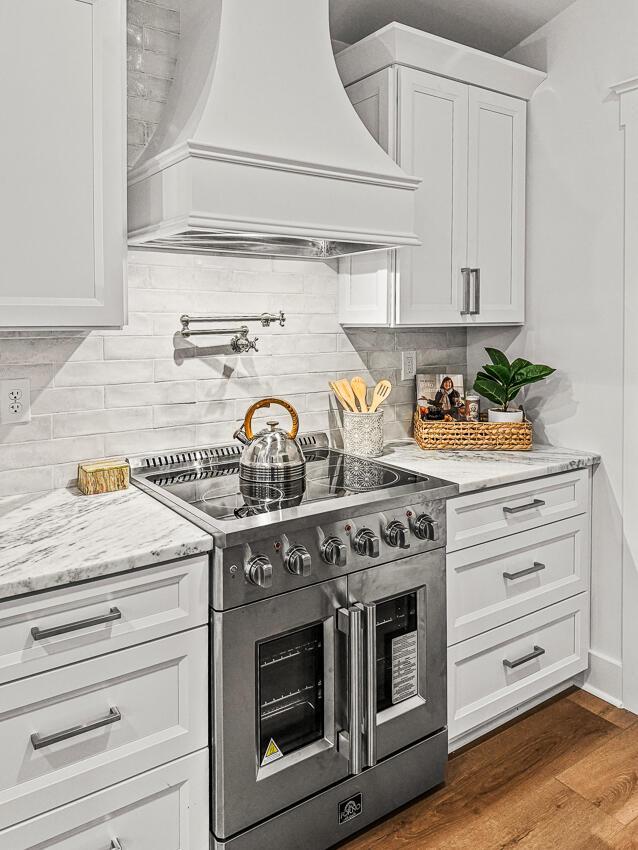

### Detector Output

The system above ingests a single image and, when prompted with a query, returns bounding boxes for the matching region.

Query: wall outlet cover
[401,351,417,382]
[0,379,31,424]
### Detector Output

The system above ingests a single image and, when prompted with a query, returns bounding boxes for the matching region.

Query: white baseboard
[581,649,623,707]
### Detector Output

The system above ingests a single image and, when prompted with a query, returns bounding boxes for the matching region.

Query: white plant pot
[488,408,524,423]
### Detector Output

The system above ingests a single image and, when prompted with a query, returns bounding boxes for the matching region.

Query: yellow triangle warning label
[261,738,283,766]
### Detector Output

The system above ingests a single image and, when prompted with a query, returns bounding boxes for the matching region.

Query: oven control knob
[320,537,347,567]
[353,528,380,558]
[245,555,273,588]
[284,544,312,577]
[384,520,410,549]
[413,514,439,541]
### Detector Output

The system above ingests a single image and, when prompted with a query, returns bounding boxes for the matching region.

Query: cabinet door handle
[503,645,545,669]
[31,706,122,750]
[460,268,472,315]
[503,562,546,580]
[470,268,481,314]
[31,607,122,641]
[503,499,546,515]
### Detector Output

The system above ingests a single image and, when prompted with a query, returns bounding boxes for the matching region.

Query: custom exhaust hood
[127,0,420,259]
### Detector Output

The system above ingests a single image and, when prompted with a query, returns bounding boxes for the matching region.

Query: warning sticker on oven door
[391,630,418,704]
[261,738,283,766]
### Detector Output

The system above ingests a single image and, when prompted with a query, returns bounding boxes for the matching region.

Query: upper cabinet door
[466,88,526,324]
[0,0,126,328]
[396,68,469,325]
[338,69,395,326]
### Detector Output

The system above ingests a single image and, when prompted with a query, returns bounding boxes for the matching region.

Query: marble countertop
[380,441,600,493]
[0,486,213,601]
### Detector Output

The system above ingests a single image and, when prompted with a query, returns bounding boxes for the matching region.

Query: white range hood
[127,0,420,259]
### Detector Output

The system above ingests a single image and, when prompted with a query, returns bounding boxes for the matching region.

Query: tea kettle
[233,398,306,484]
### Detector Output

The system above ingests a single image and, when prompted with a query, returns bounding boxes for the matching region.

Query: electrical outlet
[401,350,417,382]
[0,379,31,424]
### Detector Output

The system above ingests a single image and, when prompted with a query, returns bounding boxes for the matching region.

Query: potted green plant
[473,348,555,423]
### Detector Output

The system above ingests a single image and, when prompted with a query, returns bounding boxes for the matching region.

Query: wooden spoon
[351,376,368,413]
[369,379,392,413]
[329,381,352,412]
[336,378,359,413]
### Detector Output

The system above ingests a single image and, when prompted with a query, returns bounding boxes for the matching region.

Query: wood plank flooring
[339,689,638,849]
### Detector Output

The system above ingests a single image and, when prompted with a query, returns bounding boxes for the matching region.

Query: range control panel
[213,497,447,610]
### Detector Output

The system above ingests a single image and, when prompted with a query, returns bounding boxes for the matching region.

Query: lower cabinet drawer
[448,594,589,742]
[0,555,208,686]
[448,515,590,644]
[0,628,208,830]
[446,469,590,552]
[0,749,209,850]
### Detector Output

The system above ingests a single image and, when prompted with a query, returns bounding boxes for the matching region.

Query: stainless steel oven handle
[348,604,364,775]
[337,604,364,775]
[364,603,377,768]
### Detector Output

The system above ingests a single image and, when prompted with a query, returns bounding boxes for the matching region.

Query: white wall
[468,0,638,703]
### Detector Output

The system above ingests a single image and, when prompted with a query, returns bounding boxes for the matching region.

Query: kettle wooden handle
[243,398,300,441]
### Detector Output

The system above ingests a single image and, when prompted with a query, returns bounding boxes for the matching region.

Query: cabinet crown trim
[336,22,547,100]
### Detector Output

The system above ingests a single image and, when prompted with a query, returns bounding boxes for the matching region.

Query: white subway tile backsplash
[52,407,153,438]
[104,426,196,456]
[153,400,235,428]
[54,360,154,387]
[0,466,54,497]
[0,436,106,471]
[0,416,52,445]
[105,381,197,408]
[31,387,105,415]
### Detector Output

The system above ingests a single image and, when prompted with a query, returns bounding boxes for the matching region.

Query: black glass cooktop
[144,447,425,522]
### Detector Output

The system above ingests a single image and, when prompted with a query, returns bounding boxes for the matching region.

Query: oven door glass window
[376,592,418,712]
[258,622,324,766]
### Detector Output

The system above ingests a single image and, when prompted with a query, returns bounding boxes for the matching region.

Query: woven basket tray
[413,412,532,452]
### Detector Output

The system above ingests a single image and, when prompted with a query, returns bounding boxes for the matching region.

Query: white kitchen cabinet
[448,593,590,741]
[446,469,593,750]
[0,628,207,830]
[0,750,209,850]
[337,33,536,327]
[466,88,527,323]
[0,0,126,328]
[0,556,208,686]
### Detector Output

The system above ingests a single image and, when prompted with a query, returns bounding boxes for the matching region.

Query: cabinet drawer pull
[503,499,546,515]
[503,645,546,669]
[111,841,123,850]
[503,562,546,580]
[31,607,122,640]
[30,706,121,750]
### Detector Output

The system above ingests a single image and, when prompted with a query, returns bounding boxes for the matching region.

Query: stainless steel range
[129,432,458,850]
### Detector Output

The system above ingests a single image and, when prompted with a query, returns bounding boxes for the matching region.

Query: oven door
[212,578,353,840]
[348,549,446,766]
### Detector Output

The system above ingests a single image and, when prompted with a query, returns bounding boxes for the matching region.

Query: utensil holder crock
[343,410,384,458]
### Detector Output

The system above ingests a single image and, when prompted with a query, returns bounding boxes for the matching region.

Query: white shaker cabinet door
[396,68,469,326]
[0,0,126,328]
[338,69,395,326]
[466,87,526,324]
